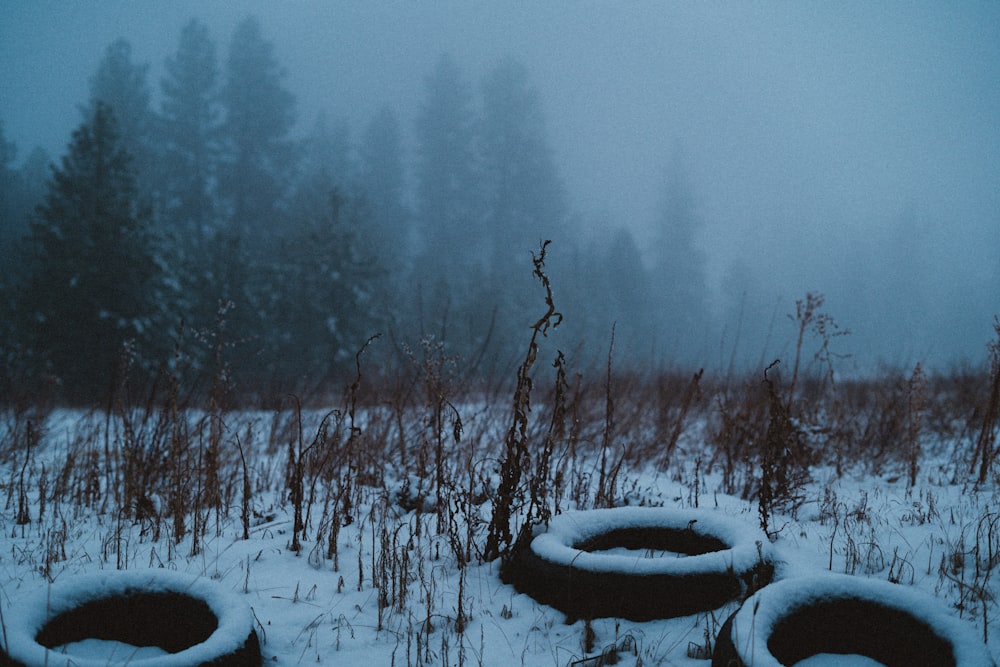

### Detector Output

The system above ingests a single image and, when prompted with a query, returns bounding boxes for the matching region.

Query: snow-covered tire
[712,574,996,667]
[0,570,261,667]
[502,507,772,621]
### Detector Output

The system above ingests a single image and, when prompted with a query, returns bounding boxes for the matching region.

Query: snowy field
[1,384,999,666]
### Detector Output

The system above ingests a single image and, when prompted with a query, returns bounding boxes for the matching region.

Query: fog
[2,1,998,380]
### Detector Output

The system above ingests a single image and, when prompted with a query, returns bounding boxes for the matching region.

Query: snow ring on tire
[0,569,261,667]
[502,507,772,621]
[712,573,996,667]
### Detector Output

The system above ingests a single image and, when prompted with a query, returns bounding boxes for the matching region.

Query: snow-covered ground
[1,405,998,666]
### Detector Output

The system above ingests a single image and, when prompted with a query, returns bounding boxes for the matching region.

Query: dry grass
[1,265,998,664]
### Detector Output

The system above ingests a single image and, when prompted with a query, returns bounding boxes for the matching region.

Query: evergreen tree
[21,104,161,401]
[0,120,14,168]
[650,144,709,366]
[553,225,653,368]
[479,58,566,273]
[358,105,410,273]
[196,15,298,382]
[160,18,220,252]
[301,113,353,193]
[87,39,158,202]
[0,122,21,383]
[0,120,19,248]
[17,147,50,208]
[269,188,387,386]
[217,15,296,239]
[413,55,480,277]
[720,258,780,372]
[604,226,654,359]
[7,146,53,275]
[290,114,355,245]
[2,144,51,281]
[476,58,568,363]
[410,54,484,349]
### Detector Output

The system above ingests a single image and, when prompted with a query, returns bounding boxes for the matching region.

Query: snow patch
[530,506,769,576]
[2,569,254,667]
[795,656,882,667]
[55,639,169,662]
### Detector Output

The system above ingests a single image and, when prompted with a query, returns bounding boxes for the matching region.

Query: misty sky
[2,1,999,367]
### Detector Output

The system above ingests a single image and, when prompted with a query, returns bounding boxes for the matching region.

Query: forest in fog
[1,8,998,403]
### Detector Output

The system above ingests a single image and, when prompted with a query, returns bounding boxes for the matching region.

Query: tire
[712,573,996,667]
[0,570,261,667]
[502,507,772,621]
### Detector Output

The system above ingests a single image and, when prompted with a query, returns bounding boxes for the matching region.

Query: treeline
[1,16,718,404]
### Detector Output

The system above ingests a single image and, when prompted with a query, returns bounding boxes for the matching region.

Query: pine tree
[301,113,353,193]
[217,15,296,238]
[477,58,567,362]
[409,54,485,351]
[604,227,654,359]
[87,39,157,203]
[720,258,779,372]
[17,147,50,207]
[0,121,22,384]
[480,58,566,273]
[413,54,482,284]
[0,120,19,247]
[197,16,298,383]
[358,105,410,273]
[650,144,709,366]
[21,103,159,401]
[2,144,51,285]
[270,188,387,386]
[160,18,219,252]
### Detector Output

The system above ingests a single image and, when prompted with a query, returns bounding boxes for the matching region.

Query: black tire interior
[766,598,956,667]
[35,591,217,654]
[575,526,729,555]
